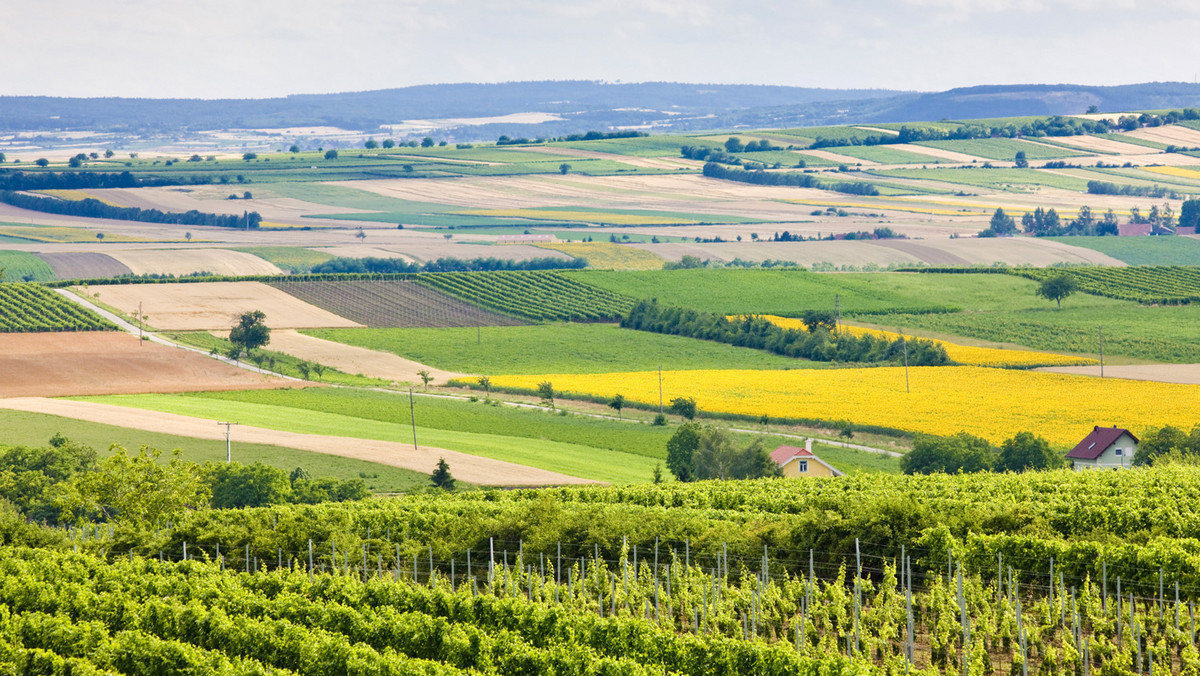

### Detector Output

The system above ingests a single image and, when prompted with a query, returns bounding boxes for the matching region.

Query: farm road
[0,397,596,487]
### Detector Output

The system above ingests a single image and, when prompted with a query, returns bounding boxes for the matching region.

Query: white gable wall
[1072,433,1137,470]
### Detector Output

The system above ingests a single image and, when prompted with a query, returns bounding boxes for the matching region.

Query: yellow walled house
[771,442,844,478]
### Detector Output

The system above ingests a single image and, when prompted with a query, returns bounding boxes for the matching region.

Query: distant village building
[496,234,557,244]
[1117,223,1153,237]
[771,442,844,478]
[1066,426,1139,470]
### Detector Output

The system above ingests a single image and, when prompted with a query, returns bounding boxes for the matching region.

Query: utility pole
[409,388,418,450]
[217,422,238,463]
[834,294,841,333]
[1098,326,1104,378]
[658,365,664,414]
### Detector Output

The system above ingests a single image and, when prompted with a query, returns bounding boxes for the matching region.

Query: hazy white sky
[2,0,1198,98]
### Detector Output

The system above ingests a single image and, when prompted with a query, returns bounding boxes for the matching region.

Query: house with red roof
[1066,426,1138,470]
[771,442,844,478]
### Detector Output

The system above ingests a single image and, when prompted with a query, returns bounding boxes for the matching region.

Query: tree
[997,432,1062,472]
[421,137,435,148]
[0,153,6,163]
[1014,150,1028,168]
[801,310,837,333]
[289,466,310,483]
[1181,199,1200,230]
[537,381,555,408]
[477,375,492,398]
[652,463,663,483]
[1132,425,1200,467]
[382,139,395,149]
[724,137,745,153]
[35,158,49,167]
[364,139,379,149]
[666,422,701,482]
[982,208,1017,237]
[205,462,291,509]
[296,361,311,380]
[288,145,300,153]
[229,310,270,354]
[242,152,257,161]
[324,149,338,160]
[690,426,781,480]
[185,232,193,242]
[355,228,366,242]
[417,369,432,390]
[669,396,697,420]
[1098,209,1120,236]
[55,447,210,524]
[430,457,455,490]
[310,363,325,381]
[559,163,571,175]
[1036,275,1077,309]
[608,393,626,418]
[901,433,996,474]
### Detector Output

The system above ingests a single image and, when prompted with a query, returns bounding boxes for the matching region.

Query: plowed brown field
[0,332,287,398]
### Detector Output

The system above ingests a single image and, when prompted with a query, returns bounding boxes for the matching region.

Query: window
[798,460,808,472]
[1115,449,1123,456]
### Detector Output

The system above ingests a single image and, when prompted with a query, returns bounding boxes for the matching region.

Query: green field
[0,250,55,281]
[234,246,335,273]
[1046,236,1200,265]
[163,331,389,387]
[74,393,660,484]
[817,144,946,165]
[303,323,811,374]
[0,409,428,492]
[914,138,1085,161]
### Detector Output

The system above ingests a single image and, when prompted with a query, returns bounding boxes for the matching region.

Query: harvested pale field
[799,149,880,165]
[518,145,698,170]
[105,249,282,276]
[267,330,468,384]
[0,397,592,486]
[0,332,286,398]
[887,144,985,163]
[316,243,573,263]
[84,281,362,331]
[1045,135,1159,155]
[1039,364,1200,386]
[34,252,131,279]
[1123,126,1200,147]
[630,236,1126,267]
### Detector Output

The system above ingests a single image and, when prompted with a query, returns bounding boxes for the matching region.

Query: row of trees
[1086,180,1183,199]
[701,162,879,195]
[310,256,585,274]
[1020,205,1121,236]
[0,191,260,229]
[900,431,1063,474]
[665,423,780,482]
[0,435,369,526]
[621,300,949,365]
[0,170,176,191]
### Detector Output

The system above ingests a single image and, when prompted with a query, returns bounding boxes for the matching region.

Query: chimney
[805,438,812,453]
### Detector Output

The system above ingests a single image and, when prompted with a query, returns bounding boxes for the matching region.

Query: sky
[2,0,1199,99]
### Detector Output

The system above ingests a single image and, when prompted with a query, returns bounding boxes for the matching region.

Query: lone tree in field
[229,310,270,355]
[1014,150,1028,168]
[324,149,338,160]
[477,375,492,398]
[608,393,626,418]
[430,458,455,490]
[558,163,571,175]
[537,381,555,409]
[1036,275,1077,309]
[669,396,697,420]
[981,208,1017,237]
[417,369,432,390]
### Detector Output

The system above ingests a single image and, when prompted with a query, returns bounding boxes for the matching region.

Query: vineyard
[268,279,524,328]
[18,467,1200,675]
[1012,267,1200,305]
[413,271,636,321]
[0,284,112,332]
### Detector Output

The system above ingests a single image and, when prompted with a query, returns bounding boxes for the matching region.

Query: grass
[1105,134,1169,150]
[1046,236,1200,266]
[162,331,391,387]
[0,409,429,493]
[0,225,146,243]
[914,138,1085,161]
[0,250,55,281]
[72,393,660,484]
[535,242,664,270]
[234,247,336,273]
[301,323,812,375]
[552,135,698,158]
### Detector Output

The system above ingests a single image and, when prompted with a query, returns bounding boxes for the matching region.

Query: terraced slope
[268,279,524,328]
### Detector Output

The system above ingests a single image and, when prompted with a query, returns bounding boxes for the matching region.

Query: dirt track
[257,330,469,385]
[1038,364,1200,386]
[0,332,287,398]
[0,397,593,486]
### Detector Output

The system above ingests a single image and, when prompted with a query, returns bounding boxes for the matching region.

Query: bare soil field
[1038,364,1200,386]
[0,333,286,398]
[316,242,574,263]
[266,330,469,385]
[0,397,592,486]
[520,145,698,170]
[83,281,362,331]
[1046,135,1159,155]
[630,236,1126,267]
[888,144,984,163]
[34,252,131,279]
[105,249,283,276]
[268,280,523,328]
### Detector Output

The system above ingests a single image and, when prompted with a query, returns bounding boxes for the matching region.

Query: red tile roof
[770,445,812,465]
[1067,426,1138,460]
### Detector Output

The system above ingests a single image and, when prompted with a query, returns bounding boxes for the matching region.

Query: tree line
[701,162,879,195]
[310,256,586,274]
[496,130,648,145]
[621,300,949,365]
[0,170,182,191]
[1086,180,1187,200]
[0,191,261,229]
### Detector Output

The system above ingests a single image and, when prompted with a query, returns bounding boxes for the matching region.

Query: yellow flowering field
[535,242,664,270]
[1142,166,1200,180]
[753,315,1096,368]
[459,209,693,225]
[490,367,1200,447]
